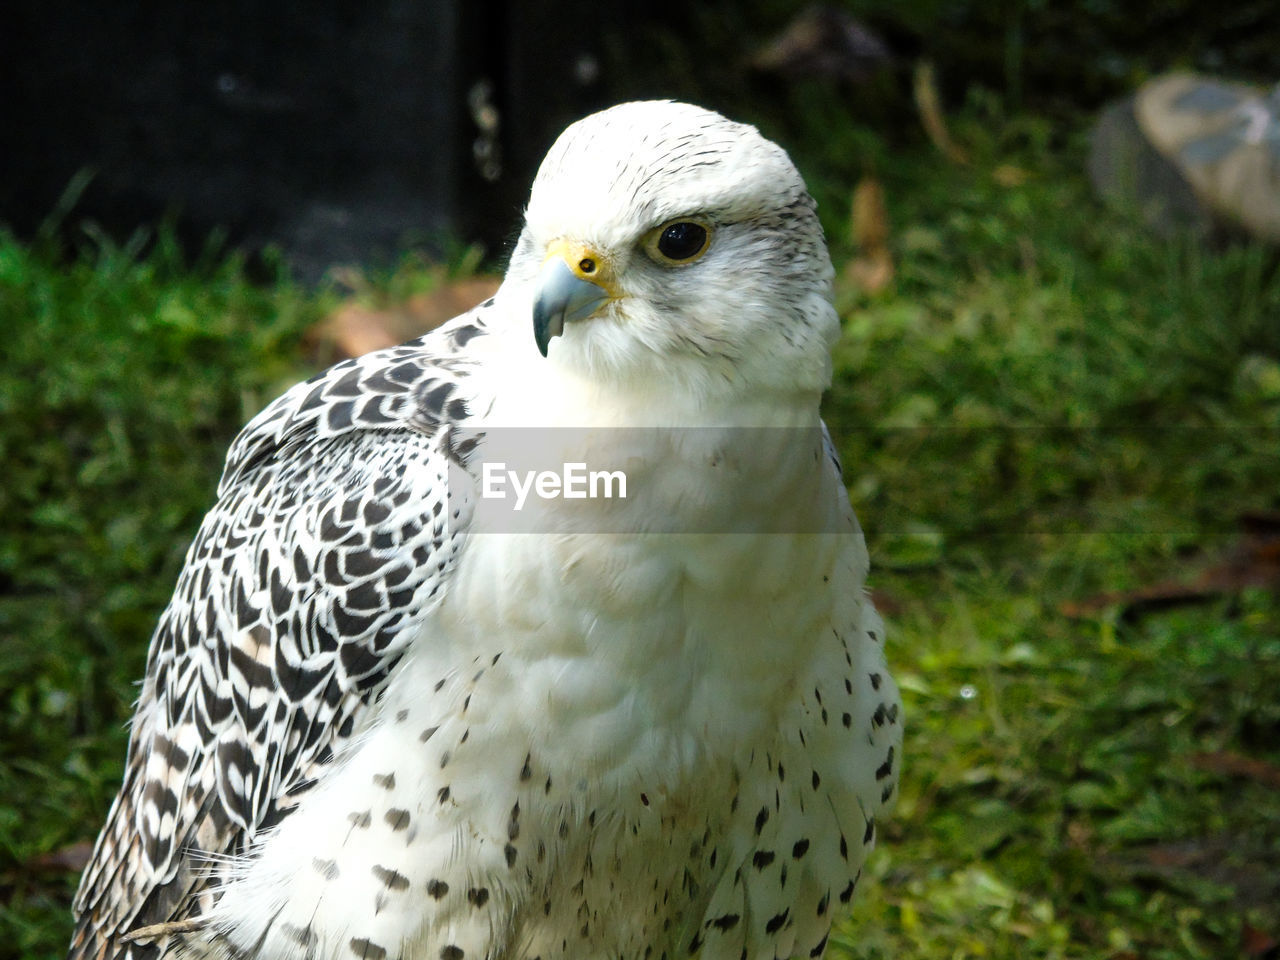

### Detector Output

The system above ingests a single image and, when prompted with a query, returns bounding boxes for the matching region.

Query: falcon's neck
[477,347,825,432]
[468,283,835,427]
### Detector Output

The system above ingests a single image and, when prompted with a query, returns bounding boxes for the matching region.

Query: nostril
[578,258,596,274]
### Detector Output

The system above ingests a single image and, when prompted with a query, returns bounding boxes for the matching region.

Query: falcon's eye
[658,222,706,259]
[646,220,711,264]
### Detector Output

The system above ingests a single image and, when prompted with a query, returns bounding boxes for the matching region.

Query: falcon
[70,100,903,960]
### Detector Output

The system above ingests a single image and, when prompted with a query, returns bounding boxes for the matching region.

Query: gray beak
[532,258,610,357]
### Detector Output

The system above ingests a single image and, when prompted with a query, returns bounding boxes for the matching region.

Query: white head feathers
[500,101,839,399]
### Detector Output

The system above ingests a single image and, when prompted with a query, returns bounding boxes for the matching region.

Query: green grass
[810,106,1280,959]
[3,104,1279,960]
[0,223,327,956]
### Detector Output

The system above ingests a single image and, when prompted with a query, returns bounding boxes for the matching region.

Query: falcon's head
[501,101,838,398]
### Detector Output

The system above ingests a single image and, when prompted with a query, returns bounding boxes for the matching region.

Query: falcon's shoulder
[221,308,490,491]
[70,302,496,958]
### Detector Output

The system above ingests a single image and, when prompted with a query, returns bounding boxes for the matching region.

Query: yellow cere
[543,238,617,293]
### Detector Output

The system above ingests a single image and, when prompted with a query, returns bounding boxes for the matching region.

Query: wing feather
[70,306,495,960]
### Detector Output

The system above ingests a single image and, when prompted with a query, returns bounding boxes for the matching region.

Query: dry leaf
[1061,524,1280,617]
[26,840,93,873]
[750,5,892,83]
[1065,819,1094,848]
[852,176,890,249]
[1189,751,1280,790]
[1102,835,1279,913]
[312,276,501,359]
[314,301,401,358]
[404,276,503,335]
[843,175,894,293]
[993,164,1030,187]
[913,61,969,165]
[867,586,904,618]
[846,252,894,292]
[1242,923,1279,958]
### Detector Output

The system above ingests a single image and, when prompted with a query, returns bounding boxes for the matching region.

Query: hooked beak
[532,241,614,357]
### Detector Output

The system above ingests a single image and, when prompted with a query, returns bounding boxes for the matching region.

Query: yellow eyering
[643,219,713,266]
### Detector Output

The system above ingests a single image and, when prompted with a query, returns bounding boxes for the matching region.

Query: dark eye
[654,221,710,262]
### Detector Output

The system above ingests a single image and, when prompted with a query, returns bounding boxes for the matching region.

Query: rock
[1089,73,1280,242]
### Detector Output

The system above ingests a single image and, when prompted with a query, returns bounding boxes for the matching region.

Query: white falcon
[71,100,903,960]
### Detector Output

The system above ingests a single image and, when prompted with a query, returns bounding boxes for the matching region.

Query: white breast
[203,405,896,960]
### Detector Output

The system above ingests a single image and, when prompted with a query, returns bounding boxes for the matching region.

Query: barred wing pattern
[70,308,494,960]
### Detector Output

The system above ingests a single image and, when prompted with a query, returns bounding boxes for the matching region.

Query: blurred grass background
[4,2,1280,959]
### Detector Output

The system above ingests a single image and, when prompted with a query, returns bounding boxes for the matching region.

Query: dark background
[2,0,1278,277]
[1,1,631,279]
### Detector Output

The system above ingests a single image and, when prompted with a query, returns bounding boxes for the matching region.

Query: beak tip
[532,310,562,358]
[530,256,608,360]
